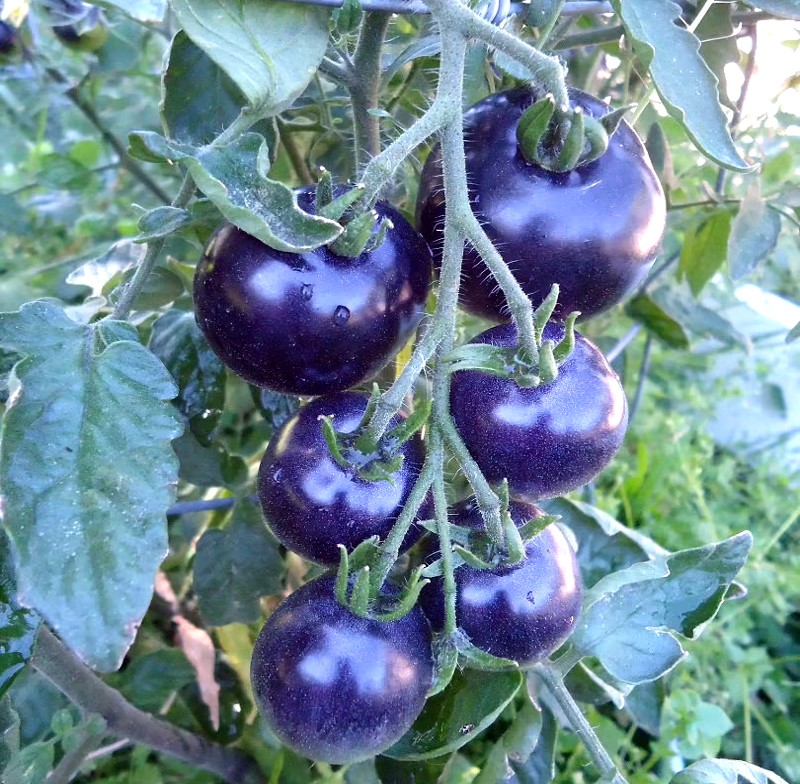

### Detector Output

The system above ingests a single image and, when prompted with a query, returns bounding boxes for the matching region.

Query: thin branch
[45,726,104,784]
[110,173,196,320]
[32,626,264,784]
[628,333,652,426]
[280,0,614,15]
[45,69,172,204]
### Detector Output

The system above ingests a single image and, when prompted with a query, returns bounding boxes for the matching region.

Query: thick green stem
[430,433,457,634]
[351,12,391,171]
[32,627,264,784]
[110,173,195,320]
[371,456,436,589]
[534,663,629,784]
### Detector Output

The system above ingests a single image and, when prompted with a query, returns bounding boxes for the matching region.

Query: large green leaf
[171,0,329,116]
[161,31,248,146]
[571,533,752,685]
[671,758,791,784]
[0,301,182,671]
[128,132,342,252]
[0,535,40,700]
[613,0,752,171]
[473,699,542,784]
[193,500,284,626]
[383,669,523,760]
[738,0,800,20]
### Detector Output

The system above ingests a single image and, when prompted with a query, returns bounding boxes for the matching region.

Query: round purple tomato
[421,498,582,665]
[416,88,666,321]
[258,392,426,565]
[194,188,431,395]
[250,575,433,763]
[450,322,627,500]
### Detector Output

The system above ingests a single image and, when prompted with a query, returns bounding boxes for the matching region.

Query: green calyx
[315,169,391,258]
[445,284,580,388]
[335,544,429,621]
[320,387,431,483]
[516,94,633,173]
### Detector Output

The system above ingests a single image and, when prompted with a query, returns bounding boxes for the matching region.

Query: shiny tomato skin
[420,499,582,665]
[450,322,627,500]
[258,392,426,565]
[416,88,666,321]
[250,575,434,764]
[194,189,431,395]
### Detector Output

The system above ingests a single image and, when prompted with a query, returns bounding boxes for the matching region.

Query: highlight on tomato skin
[258,391,427,566]
[193,187,432,396]
[250,575,434,765]
[416,87,667,323]
[450,322,628,502]
[419,498,583,665]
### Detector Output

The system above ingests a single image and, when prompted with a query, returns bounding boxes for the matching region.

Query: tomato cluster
[194,85,664,763]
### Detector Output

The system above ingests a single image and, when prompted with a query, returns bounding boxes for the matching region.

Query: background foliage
[1,1,799,783]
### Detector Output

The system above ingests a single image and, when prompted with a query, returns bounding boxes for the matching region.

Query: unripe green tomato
[53,7,108,53]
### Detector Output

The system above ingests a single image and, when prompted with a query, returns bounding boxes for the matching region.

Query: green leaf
[134,206,193,243]
[383,669,523,760]
[0,301,182,671]
[671,758,791,784]
[0,696,21,771]
[626,293,690,349]
[728,185,782,280]
[737,0,800,20]
[695,4,739,109]
[571,533,752,685]
[474,699,542,784]
[612,0,752,171]
[144,133,342,252]
[2,738,55,784]
[507,707,558,784]
[194,500,283,626]
[104,265,186,311]
[650,286,751,352]
[161,31,247,146]
[108,649,196,713]
[171,0,329,116]
[0,534,40,700]
[679,210,734,296]
[149,310,226,444]
[172,430,248,488]
[98,1,167,23]
[541,498,666,588]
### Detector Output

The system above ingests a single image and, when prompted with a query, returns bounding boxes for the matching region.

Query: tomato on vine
[194,187,431,396]
[417,88,666,322]
[420,498,583,665]
[250,574,434,764]
[258,392,426,565]
[450,321,628,500]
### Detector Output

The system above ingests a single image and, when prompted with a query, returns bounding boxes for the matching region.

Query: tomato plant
[0,1,798,784]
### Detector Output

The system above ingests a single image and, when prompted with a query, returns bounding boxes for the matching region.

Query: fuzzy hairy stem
[430,432,457,634]
[110,173,195,320]
[351,12,392,171]
[534,663,629,784]
[32,627,264,784]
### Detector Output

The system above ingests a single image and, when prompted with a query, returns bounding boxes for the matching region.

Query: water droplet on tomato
[332,305,350,325]
[272,468,284,483]
[300,283,314,301]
